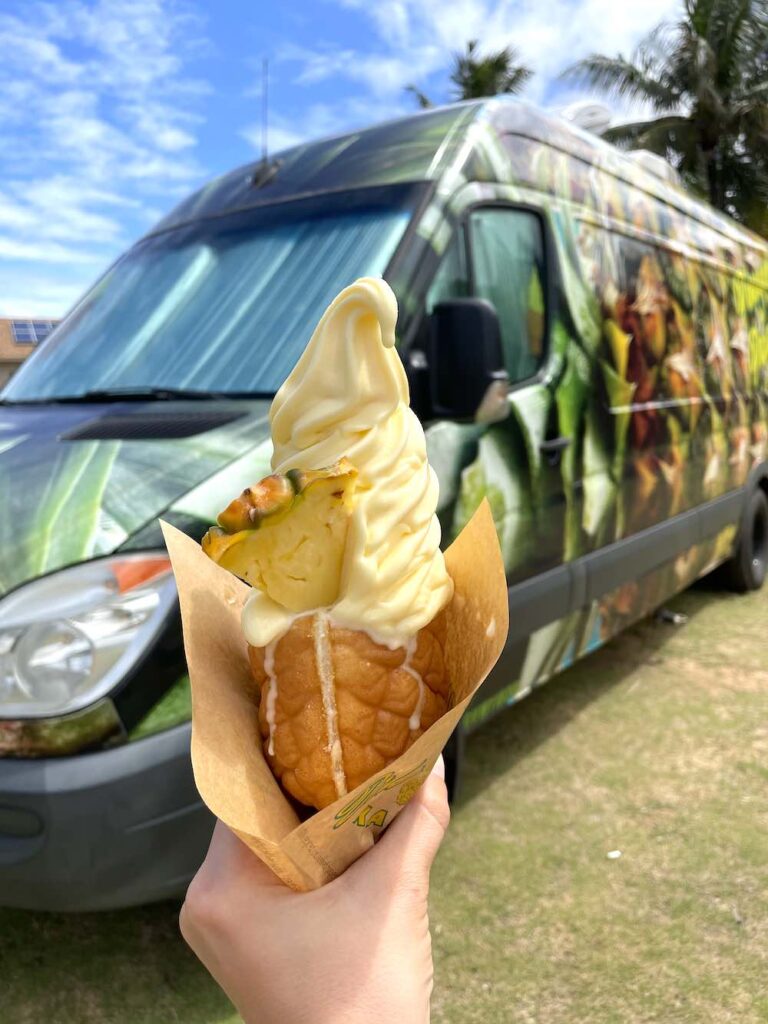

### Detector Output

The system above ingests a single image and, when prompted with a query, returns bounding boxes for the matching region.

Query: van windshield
[3,186,419,401]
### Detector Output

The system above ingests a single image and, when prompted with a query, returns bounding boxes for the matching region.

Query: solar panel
[11,322,34,342]
[11,320,56,344]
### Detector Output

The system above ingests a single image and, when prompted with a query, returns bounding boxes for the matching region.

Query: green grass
[2,581,767,1023]
[1,903,238,1024]
[431,581,768,1023]
[128,675,192,741]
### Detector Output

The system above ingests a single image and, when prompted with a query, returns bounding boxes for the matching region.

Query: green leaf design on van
[0,441,120,595]
[600,359,637,482]
[455,460,506,533]
[604,319,632,381]
[555,335,590,461]
[508,385,551,504]
[749,326,768,388]
[551,215,601,354]
[42,442,121,572]
[555,334,591,559]
[454,431,533,572]
[582,401,616,540]
[553,152,575,204]
[45,446,118,569]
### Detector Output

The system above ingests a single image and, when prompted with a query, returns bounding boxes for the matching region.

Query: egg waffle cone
[248,611,449,810]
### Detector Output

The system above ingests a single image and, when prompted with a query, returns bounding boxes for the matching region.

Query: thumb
[354,757,450,896]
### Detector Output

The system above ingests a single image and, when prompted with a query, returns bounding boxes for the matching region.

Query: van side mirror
[428,299,506,419]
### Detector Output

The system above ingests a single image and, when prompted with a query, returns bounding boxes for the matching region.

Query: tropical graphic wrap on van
[1,98,767,756]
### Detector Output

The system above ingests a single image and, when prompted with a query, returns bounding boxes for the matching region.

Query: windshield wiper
[63,386,272,402]
[1,386,274,405]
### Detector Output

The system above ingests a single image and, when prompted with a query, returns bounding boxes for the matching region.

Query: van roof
[151,97,765,255]
[151,101,485,234]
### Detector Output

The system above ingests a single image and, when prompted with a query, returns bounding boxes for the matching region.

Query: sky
[0,0,683,319]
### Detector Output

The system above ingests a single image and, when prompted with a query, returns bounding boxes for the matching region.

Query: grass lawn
[2,580,767,1023]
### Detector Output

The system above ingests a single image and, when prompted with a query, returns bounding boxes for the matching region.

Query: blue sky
[0,0,681,318]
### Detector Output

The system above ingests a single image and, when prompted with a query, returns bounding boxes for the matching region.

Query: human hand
[180,757,450,1024]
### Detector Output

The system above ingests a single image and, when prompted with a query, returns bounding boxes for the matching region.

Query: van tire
[443,721,466,805]
[723,487,768,592]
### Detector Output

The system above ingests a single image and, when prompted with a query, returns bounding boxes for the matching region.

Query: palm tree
[564,0,768,233]
[406,39,533,109]
[450,39,533,99]
[404,85,433,110]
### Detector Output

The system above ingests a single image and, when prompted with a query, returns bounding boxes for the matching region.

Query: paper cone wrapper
[161,500,508,890]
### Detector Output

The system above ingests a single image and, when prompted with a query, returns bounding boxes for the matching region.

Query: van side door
[424,204,570,587]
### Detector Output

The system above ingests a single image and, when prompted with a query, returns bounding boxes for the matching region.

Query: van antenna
[251,56,281,187]
[261,57,269,163]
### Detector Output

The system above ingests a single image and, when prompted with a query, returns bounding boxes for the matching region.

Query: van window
[469,208,545,383]
[426,229,470,311]
[3,186,419,401]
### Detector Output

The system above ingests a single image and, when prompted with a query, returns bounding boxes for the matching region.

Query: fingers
[180,822,237,948]
[190,821,258,892]
[392,760,451,874]
[346,756,450,899]
[186,754,451,939]
[201,820,286,887]
[180,821,286,948]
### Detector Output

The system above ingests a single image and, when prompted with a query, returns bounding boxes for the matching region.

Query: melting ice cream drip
[264,640,279,757]
[313,612,347,798]
[401,634,426,732]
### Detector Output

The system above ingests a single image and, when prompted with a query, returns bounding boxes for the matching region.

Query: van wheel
[442,721,466,805]
[723,487,768,592]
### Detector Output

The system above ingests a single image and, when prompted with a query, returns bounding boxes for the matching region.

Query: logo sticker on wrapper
[396,775,427,805]
[333,759,430,830]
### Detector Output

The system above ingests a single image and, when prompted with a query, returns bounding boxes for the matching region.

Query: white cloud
[117,102,200,152]
[0,278,87,319]
[0,0,210,317]
[286,0,683,112]
[278,38,444,100]
[0,177,139,247]
[278,43,356,85]
[241,96,413,156]
[0,238,104,263]
[241,121,304,153]
[241,104,345,153]
[0,0,688,322]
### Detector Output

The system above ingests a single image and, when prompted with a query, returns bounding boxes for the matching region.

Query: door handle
[540,436,572,453]
[539,436,572,463]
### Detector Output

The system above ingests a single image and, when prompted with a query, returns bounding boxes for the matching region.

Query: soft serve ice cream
[244,276,453,647]
[202,277,454,809]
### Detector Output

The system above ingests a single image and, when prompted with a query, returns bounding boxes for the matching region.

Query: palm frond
[563,0,768,235]
[501,64,534,94]
[604,114,693,147]
[404,84,433,109]
[562,54,678,111]
[449,40,533,99]
[714,0,755,89]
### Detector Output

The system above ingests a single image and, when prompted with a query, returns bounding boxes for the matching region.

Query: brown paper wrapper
[161,499,508,890]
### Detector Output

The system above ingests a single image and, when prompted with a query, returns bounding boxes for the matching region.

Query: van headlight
[0,554,176,718]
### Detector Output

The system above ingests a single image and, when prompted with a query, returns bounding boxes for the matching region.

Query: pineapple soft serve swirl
[241,276,453,649]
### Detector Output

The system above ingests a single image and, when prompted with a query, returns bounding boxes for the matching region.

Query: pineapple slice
[202,460,357,612]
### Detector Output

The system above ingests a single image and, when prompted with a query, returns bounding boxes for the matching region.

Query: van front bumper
[0,723,213,912]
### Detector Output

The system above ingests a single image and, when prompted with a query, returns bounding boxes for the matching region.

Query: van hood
[0,400,274,599]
